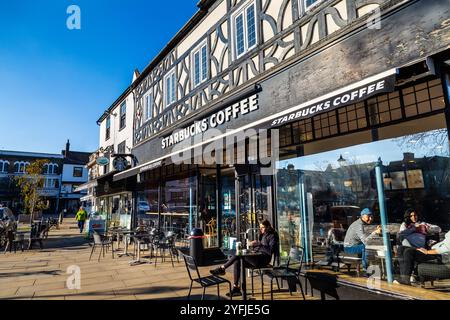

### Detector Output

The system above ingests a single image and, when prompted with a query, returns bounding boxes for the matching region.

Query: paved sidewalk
[0,219,312,300]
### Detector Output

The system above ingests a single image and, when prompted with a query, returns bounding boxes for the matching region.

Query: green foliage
[15,159,49,218]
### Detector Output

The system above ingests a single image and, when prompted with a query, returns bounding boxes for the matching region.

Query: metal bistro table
[228,249,263,301]
[116,230,135,258]
[129,233,152,266]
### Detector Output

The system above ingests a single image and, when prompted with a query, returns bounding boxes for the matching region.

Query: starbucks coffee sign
[161,94,259,150]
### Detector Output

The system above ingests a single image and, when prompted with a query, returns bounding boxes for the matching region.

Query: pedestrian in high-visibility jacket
[75,207,88,234]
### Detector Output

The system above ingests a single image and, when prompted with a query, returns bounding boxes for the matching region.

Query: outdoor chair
[89,230,114,262]
[181,253,232,300]
[247,231,281,297]
[153,232,179,267]
[261,246,306,300]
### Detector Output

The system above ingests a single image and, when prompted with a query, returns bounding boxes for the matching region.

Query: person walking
[75,207,88,234]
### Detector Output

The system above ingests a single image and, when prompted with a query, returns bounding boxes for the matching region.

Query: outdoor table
[115,230,134,257]
[366,245,391,280]
[128,233,152,266]
[226,249,263,300]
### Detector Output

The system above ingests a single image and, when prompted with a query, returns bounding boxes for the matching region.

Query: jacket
[254,230,279,259]
[75,210,87,222]
[399,222,441,248]
[344,219,378,247]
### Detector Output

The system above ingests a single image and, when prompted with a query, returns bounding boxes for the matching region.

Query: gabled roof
[63,151,92,165]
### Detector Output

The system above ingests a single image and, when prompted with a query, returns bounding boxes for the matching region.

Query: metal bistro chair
[89,230,114,262]
[181,253,233,300]
[262,246,306,300]
[153,231,179,268]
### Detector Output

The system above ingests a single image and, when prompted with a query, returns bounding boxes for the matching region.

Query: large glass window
[161,176,196,235]
[220,167,237,250]
[277,114,450,292]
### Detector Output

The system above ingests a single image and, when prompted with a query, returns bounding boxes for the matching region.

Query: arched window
[44,163,59,175]
[0,160,10,173]
[14,161,29,174]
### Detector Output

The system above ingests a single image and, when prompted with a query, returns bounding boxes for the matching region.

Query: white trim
[191,40,208,88]
[231,0,258,60]
[303,0,325,13]
[0,151,63,158]
[164,68,177,108]
[144,90,154,121]
[115,68,397,179]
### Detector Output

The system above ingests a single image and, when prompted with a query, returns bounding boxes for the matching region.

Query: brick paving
[0,218,312,300]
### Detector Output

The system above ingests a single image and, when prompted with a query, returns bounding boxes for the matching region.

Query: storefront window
[221,167,237,250]
[277,116,450,290]
[161,176,196,236]
[199,168,218,248]
[137,187,159,227]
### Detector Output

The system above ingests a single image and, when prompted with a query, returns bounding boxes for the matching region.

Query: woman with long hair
[210,219,279,297]
[399,208,441,249]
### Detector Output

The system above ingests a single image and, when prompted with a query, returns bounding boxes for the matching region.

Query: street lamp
[337,155,347,166]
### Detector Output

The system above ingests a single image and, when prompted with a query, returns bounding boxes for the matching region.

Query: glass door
[220,167,237,250]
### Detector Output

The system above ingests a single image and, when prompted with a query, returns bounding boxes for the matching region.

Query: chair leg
[276,278,281,290]
[188,282,193,300]
[89,244,96,261]
[217,285,220,300]
[228,282,233,300]
[98,245,103,262]
[261,274,265,300]
[297,278,306,300]
[111,243,115,259]
[202,287,206,300]
[251,270,254,296]
[271,278,274,300]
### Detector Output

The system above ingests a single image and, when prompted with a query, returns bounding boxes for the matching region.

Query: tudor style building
[89,0,450,297]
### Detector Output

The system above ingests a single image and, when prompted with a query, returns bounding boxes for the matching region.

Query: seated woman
[399,209,441,249]
[210,220,279,297]
[396,231,450,285]
[396,208,442,285]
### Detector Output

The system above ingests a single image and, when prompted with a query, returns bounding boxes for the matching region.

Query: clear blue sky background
[0,0,198,154]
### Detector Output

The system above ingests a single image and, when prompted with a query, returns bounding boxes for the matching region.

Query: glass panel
[137,187,159,228]
[221,167,237,250]
[201,45,208,81]
[246,4,256,48]
[235,14,245,57]
[194,51,200,86]
[161,176,196,235]
[277,123,450,290]
[199,168,218,248]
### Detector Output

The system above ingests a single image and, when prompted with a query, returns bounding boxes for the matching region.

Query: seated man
[210,220,278,297]
[343,208,382,274]
[396,231,450,285]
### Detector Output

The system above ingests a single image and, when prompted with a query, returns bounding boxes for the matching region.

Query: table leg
[241,257,247,300]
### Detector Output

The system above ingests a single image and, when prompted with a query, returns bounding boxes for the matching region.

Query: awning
[74,180,98,192]
[114,68,398,180]
[113,160,163,182]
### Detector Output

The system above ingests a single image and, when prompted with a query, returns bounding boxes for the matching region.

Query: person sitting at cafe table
[210,220,279,297]
[344,208,382,274]
[396,231,450,286]
[399,208,441,249]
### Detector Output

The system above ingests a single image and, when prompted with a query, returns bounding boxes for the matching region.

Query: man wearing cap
[344,208,382,273]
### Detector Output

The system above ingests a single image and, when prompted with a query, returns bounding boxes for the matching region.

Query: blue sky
[0,0,198,154]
